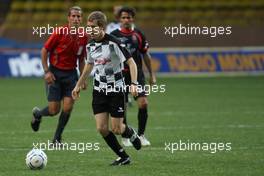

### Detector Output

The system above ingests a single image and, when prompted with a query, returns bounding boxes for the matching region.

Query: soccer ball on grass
[25,149,47,170]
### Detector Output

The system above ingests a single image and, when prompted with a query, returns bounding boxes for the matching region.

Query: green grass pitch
[0,76,263,175]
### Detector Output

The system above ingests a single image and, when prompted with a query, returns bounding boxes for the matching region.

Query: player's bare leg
[95,112,109,136]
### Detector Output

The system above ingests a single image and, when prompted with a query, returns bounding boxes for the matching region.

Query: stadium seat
[1,0,264,43]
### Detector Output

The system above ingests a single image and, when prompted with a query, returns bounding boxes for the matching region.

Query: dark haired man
[111,6,156,146]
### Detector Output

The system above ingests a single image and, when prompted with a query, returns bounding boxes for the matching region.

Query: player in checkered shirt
[72,11,141,166]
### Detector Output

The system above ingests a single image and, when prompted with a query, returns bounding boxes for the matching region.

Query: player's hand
[72,86,80,100]
[44,71,56,85]
[81,82,87,90]
[149,75,156,86]
[130,84,138,97]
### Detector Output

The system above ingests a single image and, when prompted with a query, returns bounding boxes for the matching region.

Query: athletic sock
[103,131,129,159]
[121,125,133,138]
[53,111,70,141]
[38,106,50,118]
[138,108,148,136]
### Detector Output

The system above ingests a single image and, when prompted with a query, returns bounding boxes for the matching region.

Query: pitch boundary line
[0,124,263,135]
[1,146,264,152]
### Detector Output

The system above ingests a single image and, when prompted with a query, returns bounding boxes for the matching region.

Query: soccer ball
[26,149,47,170]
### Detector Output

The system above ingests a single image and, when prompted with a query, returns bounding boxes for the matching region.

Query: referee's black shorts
[47,65,78,102]
[92,89,125,118]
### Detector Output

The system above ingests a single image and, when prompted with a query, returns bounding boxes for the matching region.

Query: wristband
[44,69,49,74]
[131,81,138,85]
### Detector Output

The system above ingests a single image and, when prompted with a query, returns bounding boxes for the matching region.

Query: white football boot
[139,135,151,146]
[121,138,133,147]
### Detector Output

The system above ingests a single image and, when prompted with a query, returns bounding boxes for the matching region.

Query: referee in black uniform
[72,11,141,166]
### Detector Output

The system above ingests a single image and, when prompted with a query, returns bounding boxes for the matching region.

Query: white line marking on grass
[0,129,95,135]
[0,148,28,151]
[0,124,263,135]
[0,112,93,118]
[152,124,264,130]
[1,111,264,119]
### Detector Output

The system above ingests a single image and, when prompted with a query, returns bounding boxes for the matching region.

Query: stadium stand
[0,0,264,47]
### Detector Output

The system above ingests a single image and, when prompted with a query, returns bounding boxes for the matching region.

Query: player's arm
[78,57,87,90]
[126,58,138,97]
[41,47,49,73]
[41,47,56,85]
[143,51,156,85]
[72,63,94,100]
[78,57,85,74]
[112,36,138,96]
[139,30,156,85]
[42,32,59,85]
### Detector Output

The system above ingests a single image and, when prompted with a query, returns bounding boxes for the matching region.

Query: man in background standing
[111,6,156,146]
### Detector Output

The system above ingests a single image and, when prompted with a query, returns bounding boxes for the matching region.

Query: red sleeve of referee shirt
[44,32,60,51]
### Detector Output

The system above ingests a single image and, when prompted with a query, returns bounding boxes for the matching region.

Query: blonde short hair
[68,6,82,16]
[87,11,107,29]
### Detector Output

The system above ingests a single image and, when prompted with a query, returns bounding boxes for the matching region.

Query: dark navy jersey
[111,28,149,71]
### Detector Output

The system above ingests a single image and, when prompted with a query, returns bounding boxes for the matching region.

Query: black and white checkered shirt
[86,34,131,93]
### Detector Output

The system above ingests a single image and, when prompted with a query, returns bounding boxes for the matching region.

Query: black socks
[122,125,133,138]
[53,111,70,141]
[138,108,148,136]
[103,131,129,159]
[121,108,148,137]
[36,106,50,119]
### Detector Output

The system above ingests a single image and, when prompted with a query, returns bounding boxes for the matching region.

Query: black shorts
[47,65,78,102]
[123,70,147,102]
[92,90,125,118]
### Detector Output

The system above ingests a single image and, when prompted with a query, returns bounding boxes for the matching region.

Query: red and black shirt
[111,27,149,72]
